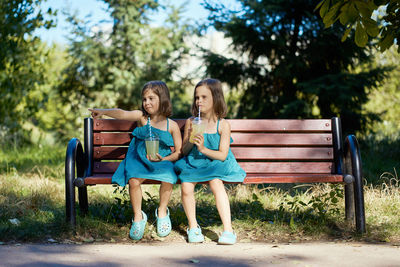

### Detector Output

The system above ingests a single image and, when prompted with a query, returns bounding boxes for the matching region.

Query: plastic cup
[189,118,207,143]
[145,136,159,159]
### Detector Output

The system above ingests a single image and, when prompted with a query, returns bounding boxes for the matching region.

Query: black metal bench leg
[78,186,89,215]
[353,171,366,233]
[344,183,355,221]
[65,172,76,226]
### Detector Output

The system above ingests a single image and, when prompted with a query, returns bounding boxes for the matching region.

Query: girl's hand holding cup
[147,153,163,162]
[193,134,205,153]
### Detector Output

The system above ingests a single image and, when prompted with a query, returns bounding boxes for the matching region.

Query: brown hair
[141,81,172,117]
[191,78,227,119]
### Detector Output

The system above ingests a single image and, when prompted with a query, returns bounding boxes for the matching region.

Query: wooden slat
[85,175,112,185]
[92,119,331,132]
[243,174,344,184]
[93,161,333,174]
[238,162,333,173]
[228,119,331,132]
[94,147,128,160]
[231,133,332,146]
[83,173,344,185]
[93,119,137,132]
[94,133,132,145]
[232,147,333,160]
[93,146,334,160]
[93,132,333,146]
[93,118,186,132]
[93,146,333,160]
[93,161,120,173]
[84,174,161,185]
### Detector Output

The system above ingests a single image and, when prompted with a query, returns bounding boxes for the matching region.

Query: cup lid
[193,117,203,123]
[145,132,159,140]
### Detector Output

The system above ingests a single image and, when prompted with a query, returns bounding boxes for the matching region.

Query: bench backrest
[86,118,342,179]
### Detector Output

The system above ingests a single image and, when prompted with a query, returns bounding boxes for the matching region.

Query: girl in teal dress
[89,81,182,241]
[175,78,246,245]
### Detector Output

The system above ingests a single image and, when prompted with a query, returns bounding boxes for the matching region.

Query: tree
[316,0,399,52]
[58,0,192,124]
[365,47,400,138]
[202,0,390,133]
[0,0,56,143]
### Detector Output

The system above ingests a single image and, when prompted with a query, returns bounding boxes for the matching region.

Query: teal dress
[112,119,178,186]
[175,120,246,183]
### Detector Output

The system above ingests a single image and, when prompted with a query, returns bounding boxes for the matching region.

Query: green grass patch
[360,136,400,184]
[0,144,64,178]
[0,142,399,244]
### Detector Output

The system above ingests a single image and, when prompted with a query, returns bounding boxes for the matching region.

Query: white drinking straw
[148,117,152,138]
[198,106,201,119]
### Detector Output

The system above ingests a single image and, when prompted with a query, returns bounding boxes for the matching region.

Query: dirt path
[1,241,399,266]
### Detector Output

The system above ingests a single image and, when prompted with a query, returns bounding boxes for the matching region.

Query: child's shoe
[129,211,147,240]
[187,225,204,243]
[217,231,236,245]
[155,208,172,237]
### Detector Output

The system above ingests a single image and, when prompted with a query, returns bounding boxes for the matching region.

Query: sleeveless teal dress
[112,119,178,185]
[174,120,246,183]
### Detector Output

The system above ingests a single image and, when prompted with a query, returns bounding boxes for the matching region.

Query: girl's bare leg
[209,179,233,232]
[129,178,145,222]
[181,182,198,229]
[158,182,173,217]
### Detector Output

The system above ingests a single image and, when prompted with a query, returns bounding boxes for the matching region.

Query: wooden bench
[65,117,366,233]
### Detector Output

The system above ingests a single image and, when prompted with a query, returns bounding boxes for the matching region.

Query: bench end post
[65,138,84,226]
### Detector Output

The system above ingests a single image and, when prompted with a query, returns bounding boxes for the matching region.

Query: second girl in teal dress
[175,78,246,245]
[174,119,245,183]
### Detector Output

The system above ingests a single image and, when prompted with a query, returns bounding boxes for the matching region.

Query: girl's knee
[209,179,224,189]
[181,183,195,196]
[129,178,144,187]
[160,182,173,190]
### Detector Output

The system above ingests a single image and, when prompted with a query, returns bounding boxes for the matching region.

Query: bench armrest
[343,134,366,233]
[65,138,86,225]
[343,135,362,180]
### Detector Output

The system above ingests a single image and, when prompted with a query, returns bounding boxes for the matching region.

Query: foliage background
[0,0,399,180]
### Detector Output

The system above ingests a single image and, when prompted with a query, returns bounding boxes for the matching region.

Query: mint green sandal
[156,208,172,237]
[218,231,236,245]
[129,211,147,240]
[187,225,204,243]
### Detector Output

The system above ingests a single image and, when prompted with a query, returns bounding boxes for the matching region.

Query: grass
[359,136,400,184]
[0,142,399,244]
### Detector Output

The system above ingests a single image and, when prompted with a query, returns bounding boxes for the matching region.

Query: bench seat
[82,173,345,185]
[65,117,366,233]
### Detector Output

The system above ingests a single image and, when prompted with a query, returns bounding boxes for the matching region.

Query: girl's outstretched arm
[194,119,230,161]
[88,108,143,122]
[160,120,182,162]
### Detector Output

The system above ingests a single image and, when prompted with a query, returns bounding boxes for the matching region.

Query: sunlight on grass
[1,169,400,243]
[364,169,400,242]
[0,144,64,178]
[0,144,399,243]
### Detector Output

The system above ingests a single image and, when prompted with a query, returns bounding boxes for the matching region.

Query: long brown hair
[141,81,172,117]
[191,78,227,119]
